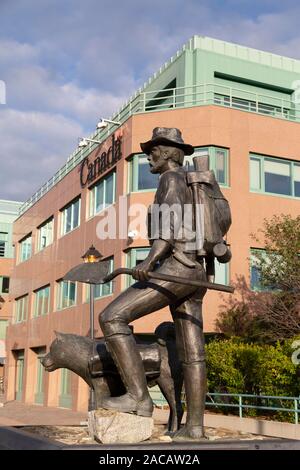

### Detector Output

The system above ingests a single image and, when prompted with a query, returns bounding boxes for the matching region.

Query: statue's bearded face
[147,145,174,174]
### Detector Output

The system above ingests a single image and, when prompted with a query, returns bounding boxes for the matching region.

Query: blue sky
[0,0,300,201]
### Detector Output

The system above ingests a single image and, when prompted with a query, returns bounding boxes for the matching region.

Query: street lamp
[78,137,102,148]
[63,244,107,411]
[96,118,121,129]
[81,245,102,411]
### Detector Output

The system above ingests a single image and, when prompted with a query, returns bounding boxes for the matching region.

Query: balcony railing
[150,389,300,424]
[18,82,299,216]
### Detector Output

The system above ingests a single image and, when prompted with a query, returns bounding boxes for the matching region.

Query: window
[19,234,32,262]
[126,248,150,286]
[87,257,114,299]
[38,218,53,251]
[34,285,50,317]
[0,320,8,340]
[250,249,264,291]
[60,198,80,235]
[34,347,46,404]
[0,232,8,257]
[59,368,72,408]
[89,172,116,217]
[250,248,278,291]
[15,351,24,401]
[214,259,229,285]
[127,154,160,193]
[250,154,300,198]
[15,295,28,323]
[128,147,229,192]
[126,248,229,286]
[0,276,9,294]
[184,147,229,186]
[56,280,76,310]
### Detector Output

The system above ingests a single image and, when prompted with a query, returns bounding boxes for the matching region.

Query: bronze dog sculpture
[42,322,183,432]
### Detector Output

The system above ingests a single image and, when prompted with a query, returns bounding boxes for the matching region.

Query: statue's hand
[132,258,155,282]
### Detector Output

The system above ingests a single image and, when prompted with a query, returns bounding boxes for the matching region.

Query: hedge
[205,337,300,421]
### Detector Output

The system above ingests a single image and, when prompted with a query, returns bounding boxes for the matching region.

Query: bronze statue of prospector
[95,127,232,441]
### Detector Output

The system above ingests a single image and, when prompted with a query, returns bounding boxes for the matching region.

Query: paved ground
[2,397,297,452]
[0,395,170,427]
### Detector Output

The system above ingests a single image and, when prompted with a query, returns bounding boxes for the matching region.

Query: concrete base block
[88,409,154,444]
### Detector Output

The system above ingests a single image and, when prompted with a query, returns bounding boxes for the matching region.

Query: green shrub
[205,337,300,422]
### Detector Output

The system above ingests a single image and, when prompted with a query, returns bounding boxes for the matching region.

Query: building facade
[0,200,22,383]
[5,36,300,411]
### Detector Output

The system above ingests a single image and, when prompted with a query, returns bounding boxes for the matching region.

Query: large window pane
[184,148,208,170]
[69,282,76,303]
[105,173,114,206]
[250,264,261,290]
[15,295,28,323]
[215,150,226,185]
[38,218,53,251]
[95,181,104,213]
[265,159,291,196]
[250,158,261,191]
[34,286,50,317]
[136,249,151,264]
[215,260,228,285]
[126,248,150,287]
[250,249,276,291]
[138,156,159,190]
[184,147,228,185]
[90,258,114,298]
[65,205,72,233]
[294,164,300,197]
[19,235,32,262]
[90,172,115,217]
[59,368,72,408]
[57,281,76,310]
[61,199,80,235]
[72,199,80,229]
[16,352,24,401]
[250,154,300,198]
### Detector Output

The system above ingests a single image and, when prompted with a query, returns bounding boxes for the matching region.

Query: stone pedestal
[88,409,154,444]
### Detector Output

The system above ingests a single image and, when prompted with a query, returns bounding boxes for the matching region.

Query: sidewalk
[0,400,87,426]
[0,398,169,427]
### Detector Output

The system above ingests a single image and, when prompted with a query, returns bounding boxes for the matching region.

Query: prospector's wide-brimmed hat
[140,127,194,155]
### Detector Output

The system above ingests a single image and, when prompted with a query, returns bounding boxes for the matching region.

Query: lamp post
[81,245,102,411]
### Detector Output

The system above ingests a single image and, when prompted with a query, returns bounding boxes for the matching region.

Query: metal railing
[150,389,300,424]
[18,81,299,217]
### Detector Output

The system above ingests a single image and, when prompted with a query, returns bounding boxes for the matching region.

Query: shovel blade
[63,259,111,284]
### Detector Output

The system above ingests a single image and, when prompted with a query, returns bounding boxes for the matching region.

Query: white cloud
[0,109,84,201]
[1,0,300,202]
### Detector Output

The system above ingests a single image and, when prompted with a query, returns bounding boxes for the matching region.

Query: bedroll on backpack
[186,158,232,262]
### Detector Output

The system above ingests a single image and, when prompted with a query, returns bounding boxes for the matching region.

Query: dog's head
[41,331,68,371]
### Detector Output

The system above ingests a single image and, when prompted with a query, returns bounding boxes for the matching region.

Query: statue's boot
[173,362,207,441]
[101,334,153,417]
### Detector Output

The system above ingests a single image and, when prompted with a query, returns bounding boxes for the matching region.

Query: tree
[216,215,300,342]
[252,214,300,291]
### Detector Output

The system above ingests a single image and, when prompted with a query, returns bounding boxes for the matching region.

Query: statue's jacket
[147,167,198,268]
